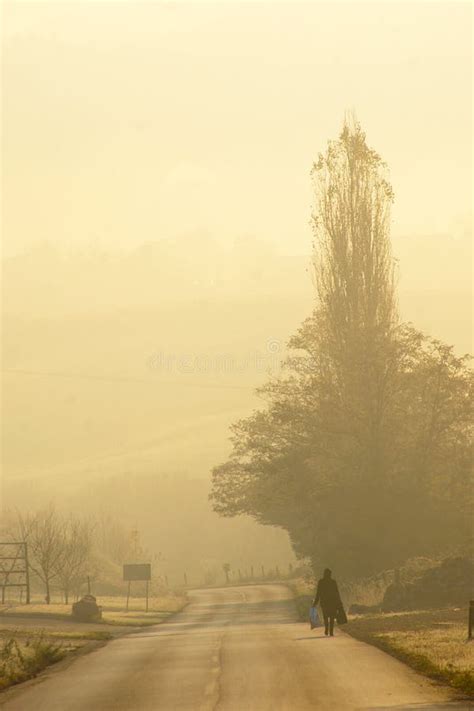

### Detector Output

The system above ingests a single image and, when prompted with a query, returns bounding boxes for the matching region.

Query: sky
[2,0,472,258]
[0,1,471,561]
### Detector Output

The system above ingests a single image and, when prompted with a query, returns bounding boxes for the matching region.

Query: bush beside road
[0,633,65,691]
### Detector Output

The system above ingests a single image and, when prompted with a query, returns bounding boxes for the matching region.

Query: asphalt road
[1,585,470,711]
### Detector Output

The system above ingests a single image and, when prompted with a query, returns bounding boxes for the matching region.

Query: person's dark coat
[313,576,341,616]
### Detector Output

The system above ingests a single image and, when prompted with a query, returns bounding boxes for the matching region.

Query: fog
[1,1,472,586]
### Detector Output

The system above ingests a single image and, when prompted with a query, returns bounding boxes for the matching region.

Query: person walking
[313,568,342,636]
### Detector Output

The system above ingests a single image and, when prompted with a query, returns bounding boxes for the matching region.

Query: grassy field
[0,592,187,692]
[0,593,187,626]
[345,608,473,697]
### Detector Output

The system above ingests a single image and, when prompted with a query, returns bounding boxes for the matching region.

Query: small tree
[17,507,65,604]
[222,563,231,583]
[57,518,93,604]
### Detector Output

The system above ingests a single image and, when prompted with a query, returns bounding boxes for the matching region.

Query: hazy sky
[3,1,472,257]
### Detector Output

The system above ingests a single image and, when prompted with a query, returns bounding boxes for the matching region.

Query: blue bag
[309,605,320,629]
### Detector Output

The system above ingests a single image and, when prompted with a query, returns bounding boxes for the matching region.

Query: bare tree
[17,507,66,604]
[57,517,94,604]
[93,512,135,564]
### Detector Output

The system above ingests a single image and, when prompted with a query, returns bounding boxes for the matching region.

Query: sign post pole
[126,581,131,612]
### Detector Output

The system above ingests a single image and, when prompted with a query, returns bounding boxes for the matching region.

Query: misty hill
[3,230,471,493]
[2,236,311,315]
[2,238,312,489]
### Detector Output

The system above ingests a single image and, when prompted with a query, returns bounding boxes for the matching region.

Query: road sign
[123,563,151,582]
[123,564,152,612]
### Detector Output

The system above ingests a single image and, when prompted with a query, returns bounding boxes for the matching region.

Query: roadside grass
[0,623,114,693]
[0,592,188,692]
[0,594,187,628]
[0,633,65,691]
[345,608,474,697]
[0,627,113,642]
[98,595,187,614]
[103,614,169,627]
[99,595,187,626]
[48,630,114,641]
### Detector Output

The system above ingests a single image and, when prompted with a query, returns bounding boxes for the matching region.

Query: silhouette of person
[313,568,342,636]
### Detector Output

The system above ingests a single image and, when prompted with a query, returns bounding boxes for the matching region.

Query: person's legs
[322,609,329,635]
[329,615,335,636]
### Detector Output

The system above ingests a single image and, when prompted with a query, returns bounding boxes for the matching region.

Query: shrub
[0,633,65,690]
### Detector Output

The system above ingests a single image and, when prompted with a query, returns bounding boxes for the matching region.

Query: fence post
[469,600,474,640]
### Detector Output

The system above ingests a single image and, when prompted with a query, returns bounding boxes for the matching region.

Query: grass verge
[0,633,65,691]
[0,593,188,628]
[345,608,474,697]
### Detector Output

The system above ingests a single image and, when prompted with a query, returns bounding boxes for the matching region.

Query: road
[0,585,470,711]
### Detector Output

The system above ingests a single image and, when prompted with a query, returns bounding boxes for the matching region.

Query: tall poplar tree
[211,118,473,579]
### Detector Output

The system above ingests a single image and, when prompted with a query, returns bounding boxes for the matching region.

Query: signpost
[469,600,474,641]
[123,564,151,612]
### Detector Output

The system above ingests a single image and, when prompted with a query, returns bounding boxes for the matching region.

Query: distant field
[0,592,187,692]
